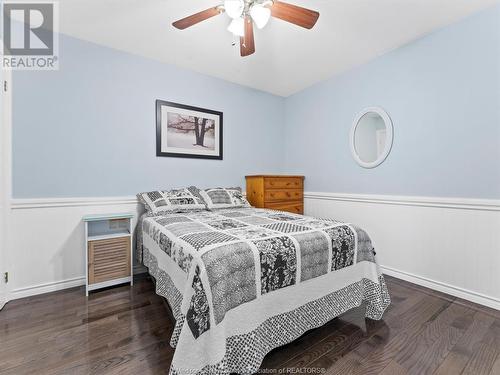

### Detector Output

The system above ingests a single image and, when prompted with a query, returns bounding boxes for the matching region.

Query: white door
[0,65,12,310]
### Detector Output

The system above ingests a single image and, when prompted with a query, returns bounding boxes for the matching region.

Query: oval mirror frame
[350,107,394,169]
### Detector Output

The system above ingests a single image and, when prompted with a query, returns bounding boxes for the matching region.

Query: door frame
[0,63,12,310]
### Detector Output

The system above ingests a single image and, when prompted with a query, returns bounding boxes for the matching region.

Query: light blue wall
[284,5,500,199]
[12,5,500,199]
[12,34,285,198]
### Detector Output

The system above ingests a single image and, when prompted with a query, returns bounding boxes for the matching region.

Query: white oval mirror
[350,107,393,168]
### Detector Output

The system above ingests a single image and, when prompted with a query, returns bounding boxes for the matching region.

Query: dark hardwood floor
[1,275,499,375]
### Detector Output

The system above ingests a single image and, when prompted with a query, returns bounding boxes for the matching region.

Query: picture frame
[156,100,223,160]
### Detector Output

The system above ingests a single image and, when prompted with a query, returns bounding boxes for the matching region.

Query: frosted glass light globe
[227,17,245,37]
[224,0,245,19]
[250,4,271,29]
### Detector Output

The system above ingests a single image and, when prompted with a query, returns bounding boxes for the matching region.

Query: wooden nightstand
[83,213,134,296]
[245,175,305,214]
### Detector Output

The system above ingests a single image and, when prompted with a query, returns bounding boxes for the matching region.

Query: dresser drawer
[88,237,131,285]
[264,189,303,202]
[266,201,304,215]
[264,177,303,190]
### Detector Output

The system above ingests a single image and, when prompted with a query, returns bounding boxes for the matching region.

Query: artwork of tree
[157,100,222,159]
[168,113,215,148]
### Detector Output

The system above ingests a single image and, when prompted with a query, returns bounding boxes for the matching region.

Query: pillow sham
[137,186,206,214]
[199,187,251,209]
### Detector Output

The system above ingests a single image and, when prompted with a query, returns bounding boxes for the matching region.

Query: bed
[137,200,390,375]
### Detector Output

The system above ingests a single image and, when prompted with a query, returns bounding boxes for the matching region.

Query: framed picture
[156,100,223,160]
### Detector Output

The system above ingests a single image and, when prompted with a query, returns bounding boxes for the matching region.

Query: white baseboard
[10,276,86,300]
[381,265,500,311]
[11,268,147,301]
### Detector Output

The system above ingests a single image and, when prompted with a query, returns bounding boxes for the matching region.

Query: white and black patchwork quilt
[140,207,390,375]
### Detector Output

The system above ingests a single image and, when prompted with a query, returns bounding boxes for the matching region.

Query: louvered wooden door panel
[88,237,131,284]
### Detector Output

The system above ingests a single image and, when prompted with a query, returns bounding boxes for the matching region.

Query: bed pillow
[137,186,207,214]
[199,187,251,209]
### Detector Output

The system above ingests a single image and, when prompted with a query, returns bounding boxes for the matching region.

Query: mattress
[139,207,390,374]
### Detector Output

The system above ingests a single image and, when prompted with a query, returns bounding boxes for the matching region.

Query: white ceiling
[58,0,499,96]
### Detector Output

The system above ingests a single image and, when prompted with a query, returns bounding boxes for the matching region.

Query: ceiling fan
[172,0,320,57]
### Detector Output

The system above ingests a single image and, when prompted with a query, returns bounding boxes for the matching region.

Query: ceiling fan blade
[240,17,255,57]
[172,7,223,30]
[270,1,319,29]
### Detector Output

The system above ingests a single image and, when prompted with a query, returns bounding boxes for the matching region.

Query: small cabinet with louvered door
[83,213,134,296]
[245,175,305,214]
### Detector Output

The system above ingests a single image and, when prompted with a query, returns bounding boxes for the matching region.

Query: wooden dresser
[245,175,305,214]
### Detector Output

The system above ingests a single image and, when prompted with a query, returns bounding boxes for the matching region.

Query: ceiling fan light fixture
[227,17,245,37]
[250,4,271,29]
[224,0,245,19]
[172,0,319,57]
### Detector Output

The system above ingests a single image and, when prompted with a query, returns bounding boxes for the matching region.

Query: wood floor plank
[1,304,170,374]
[283,275,431,374]
[0,295,168,369]
[317,284,428,375]
[347,297,452,375]
[490,353,500,375]
[433,311,495,375]
[461,319,500,375]
[378,360,408,375]
[393,302,475,374]
[1,275,499,375]
[273,295,413,373]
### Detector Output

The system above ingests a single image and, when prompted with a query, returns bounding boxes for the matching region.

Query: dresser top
[245,175,305,179]
[83,212,134,222]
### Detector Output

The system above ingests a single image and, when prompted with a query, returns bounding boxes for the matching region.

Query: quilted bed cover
[139,207,390,374]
